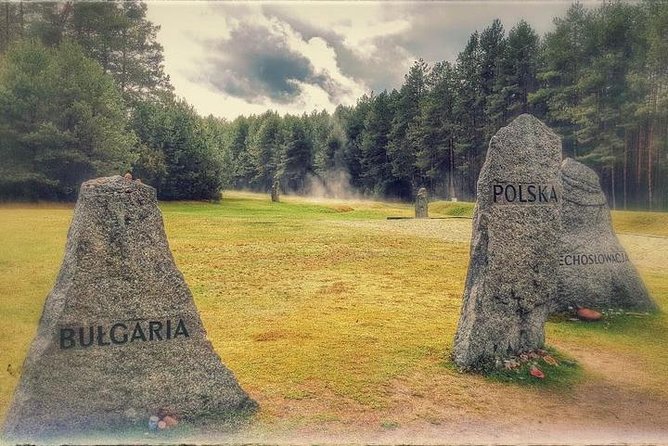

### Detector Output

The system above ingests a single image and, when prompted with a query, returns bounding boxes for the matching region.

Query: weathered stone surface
[271,180,280,202]
[3,176,256,442]
[453,114,562,369]
[415,187,429,218]
[556,158,656,312]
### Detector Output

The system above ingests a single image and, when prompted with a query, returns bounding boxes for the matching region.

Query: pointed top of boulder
[84,173,147,188]
[560,158,607,206]
[480,114,562,187]
[508,113,551,128]
[561,158,604,193]
[492,114,560,144]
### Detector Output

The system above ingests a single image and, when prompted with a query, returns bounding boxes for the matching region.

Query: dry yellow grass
[0,192,667,443]
[612,210,668,237]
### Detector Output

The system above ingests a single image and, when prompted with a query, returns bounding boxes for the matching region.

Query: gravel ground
[333,219,667,272]
[333,218,474,244]
[618,233,668,272]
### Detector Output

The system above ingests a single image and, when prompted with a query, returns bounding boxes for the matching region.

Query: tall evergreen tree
[360,91,394,196]
[279,116,313,192]
[248,111,282,191]
[130,98,224,200]
[387,59,429,196]
[479,19,507,139]
[336,96,372,189]
[490,20,540,122]
[413,61,457,196]
[452,32,484,199]
[0,39,135,199]
[531,3,593,156]
[24,1,172,104]
[225,115,254,189]
[67,1,172,104]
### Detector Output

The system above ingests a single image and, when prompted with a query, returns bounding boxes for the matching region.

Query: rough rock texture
[3,176,256,442]
[271,180,280,202]
[556,158,656,312]
[415,187,429,218]
[453,114,562,369]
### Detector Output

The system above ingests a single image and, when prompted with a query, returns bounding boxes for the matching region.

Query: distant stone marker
[453,114,562,369]
[556,158,656,312]
[415,187,429,218]
[271,180,280,202]
[3,176,256,441]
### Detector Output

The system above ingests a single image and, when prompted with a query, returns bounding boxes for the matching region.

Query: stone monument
[556,158,656,312]
[3,176,257,441]
[271,180,280,202]
[415,187,429,218]
[453,114,562,369]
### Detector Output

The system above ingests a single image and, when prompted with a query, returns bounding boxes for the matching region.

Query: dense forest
[0,1,666,209]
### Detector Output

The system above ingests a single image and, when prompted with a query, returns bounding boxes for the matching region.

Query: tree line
[1,1,666,209]
[0,1,223,200]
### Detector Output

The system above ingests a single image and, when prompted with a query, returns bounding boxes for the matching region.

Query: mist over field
[303,169,361,200]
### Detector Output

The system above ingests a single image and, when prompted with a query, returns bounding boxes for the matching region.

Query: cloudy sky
[146,1,586,120]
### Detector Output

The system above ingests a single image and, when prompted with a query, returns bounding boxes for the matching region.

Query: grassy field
[1,191,667,443]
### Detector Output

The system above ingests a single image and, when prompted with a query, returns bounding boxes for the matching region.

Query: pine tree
[413,61,457,196]
[68,1,172,104]
[225,116,253,189]
[490,20,540,123]
[360,91,394,196]
[279,116,313,192]
[0,39,135,200]
[248,111,282,191]
[336,96,372,189]
[129,98,224,200]
[25,1,172,104]
[479,19,506,140]
[387,59,429,196]
[531,3,593,156]
[452,32,484,199]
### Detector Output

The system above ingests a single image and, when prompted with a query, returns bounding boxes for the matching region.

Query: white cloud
[146,1,578,120]
[148,2,372,119]
[339,17,412,60]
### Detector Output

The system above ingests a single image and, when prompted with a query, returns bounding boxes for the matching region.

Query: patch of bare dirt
[202,344,668,445]
[618,234,668,272]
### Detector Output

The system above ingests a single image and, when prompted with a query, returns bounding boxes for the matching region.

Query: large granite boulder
[453,114,562,369]
[3,176,256,442]
[556,158,656,312]
[415,187,429,218]
[271,180,280,202]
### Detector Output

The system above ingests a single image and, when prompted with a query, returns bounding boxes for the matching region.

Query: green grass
[162,196,470,410]
[484,346,582,388]
[429,200,475,217]
[611,209,668,237]
[0,191,667,433]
